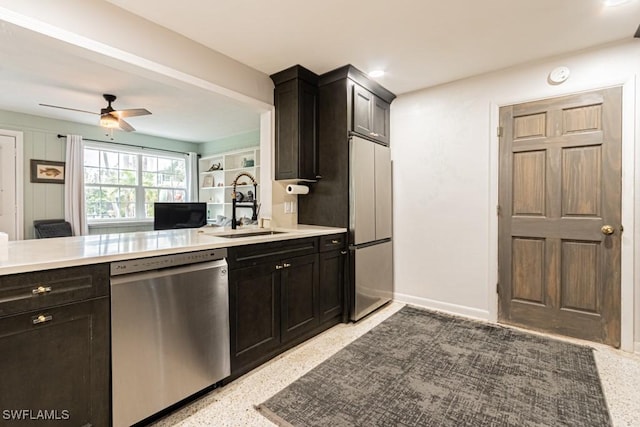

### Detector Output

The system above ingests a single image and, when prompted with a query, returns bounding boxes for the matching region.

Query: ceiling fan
[39,94,151,132]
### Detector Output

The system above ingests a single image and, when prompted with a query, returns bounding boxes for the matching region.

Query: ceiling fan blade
[117,117,135,132]
[115,108,151,118]
[39,103,99,115]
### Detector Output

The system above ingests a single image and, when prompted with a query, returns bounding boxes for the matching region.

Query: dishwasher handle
[110,258,227,286]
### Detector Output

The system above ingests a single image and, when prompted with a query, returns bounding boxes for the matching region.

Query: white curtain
[187,152,199,202]
[64,135,87,236]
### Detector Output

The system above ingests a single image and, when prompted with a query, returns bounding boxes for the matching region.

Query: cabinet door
[229,263,281,374]
[274,79,318,180]
[274,79,299,180]
[353,84,374,137]
[353,84,391,145]
[280,253,319,343]
[319,250,346,323]
[0,297,110,426]
[372,95,390,145]
[298,80,319,180]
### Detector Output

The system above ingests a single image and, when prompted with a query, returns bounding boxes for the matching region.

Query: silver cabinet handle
[370,132,380,137]
[331,240,340,244]
[32,285,52,295]
[32,314,53,325]
[283,263,291,268]
[275,264,283,270]
[341,251,348,255]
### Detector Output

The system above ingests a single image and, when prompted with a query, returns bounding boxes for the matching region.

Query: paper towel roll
[286,184,309,195]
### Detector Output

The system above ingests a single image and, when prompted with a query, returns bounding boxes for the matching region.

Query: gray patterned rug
[256,306,611,426]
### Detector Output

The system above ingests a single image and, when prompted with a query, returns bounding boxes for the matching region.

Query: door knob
[601,225,615,235]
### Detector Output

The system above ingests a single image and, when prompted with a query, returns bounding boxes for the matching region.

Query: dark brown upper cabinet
[353,84,391,145]
[271,65,320,181]
[319,65,395,146]
[298,65,395,228]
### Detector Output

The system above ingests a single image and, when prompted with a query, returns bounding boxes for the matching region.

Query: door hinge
[496,205,501,216]
[497,126,503,137]
[496,283,499,294]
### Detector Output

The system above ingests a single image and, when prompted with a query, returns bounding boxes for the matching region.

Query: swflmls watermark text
[2,409,70,421]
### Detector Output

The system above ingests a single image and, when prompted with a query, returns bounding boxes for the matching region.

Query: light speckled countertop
[0,224,346,276]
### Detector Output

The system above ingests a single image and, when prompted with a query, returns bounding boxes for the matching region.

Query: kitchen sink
[215,230,287,239]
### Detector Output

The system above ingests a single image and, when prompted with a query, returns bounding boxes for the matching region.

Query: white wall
[391,40,640,349]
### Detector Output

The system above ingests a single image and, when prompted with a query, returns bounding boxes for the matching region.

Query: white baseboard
[635,342,640,355]
[393,292,490,322]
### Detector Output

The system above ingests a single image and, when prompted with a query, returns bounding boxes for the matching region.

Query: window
[84,144,189,222]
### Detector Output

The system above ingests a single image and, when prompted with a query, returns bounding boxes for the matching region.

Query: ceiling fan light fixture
[40,93,149,133]
[100,114,119,128]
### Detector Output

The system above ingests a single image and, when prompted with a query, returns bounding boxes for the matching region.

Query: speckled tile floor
[151,302,640,427]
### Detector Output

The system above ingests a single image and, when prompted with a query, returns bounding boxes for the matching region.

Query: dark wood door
[229,262,281,374]
[280,253,319,343]
[0,297,110,426]
[319,249,346,323]
[498,88,622,346]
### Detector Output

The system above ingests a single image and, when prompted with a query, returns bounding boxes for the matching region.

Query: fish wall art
[30,160,65,184]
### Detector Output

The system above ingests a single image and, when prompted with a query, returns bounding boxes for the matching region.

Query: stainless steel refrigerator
[349,135,393,321]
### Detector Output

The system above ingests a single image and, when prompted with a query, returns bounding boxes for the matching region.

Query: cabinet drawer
[319,234,346,252]
[0,264,109,318]
[227,237,318,269]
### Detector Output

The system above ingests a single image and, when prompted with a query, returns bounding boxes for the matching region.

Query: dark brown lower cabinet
[319,249,346,323]
[280,253,319,343]
[0,297,110,426]
[227,235,345,380]
[228,262,281,373]
[229,253,320,377]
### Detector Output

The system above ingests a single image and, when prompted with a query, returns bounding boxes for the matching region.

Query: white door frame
[0,129,24,240]
[488,78,636,352]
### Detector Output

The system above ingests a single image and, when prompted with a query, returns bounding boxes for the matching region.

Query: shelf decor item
[202,175,214,188]
[207,163,222,171]
[30,159,65,184]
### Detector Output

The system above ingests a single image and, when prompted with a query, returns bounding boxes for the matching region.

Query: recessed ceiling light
[603,0,632,6]
[368,70,385,78]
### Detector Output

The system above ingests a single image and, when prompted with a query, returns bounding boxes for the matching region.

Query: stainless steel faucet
[231,172,258,229]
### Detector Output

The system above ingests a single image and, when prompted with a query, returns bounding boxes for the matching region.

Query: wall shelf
[199,146,260,221]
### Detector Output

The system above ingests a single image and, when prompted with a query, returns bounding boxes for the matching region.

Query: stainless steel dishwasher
[110,249,230,427]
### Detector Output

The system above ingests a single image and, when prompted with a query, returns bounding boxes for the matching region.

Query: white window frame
[84,142,192,225]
